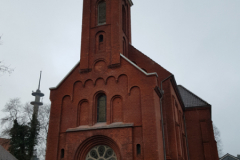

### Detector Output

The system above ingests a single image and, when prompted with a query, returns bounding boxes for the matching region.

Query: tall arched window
[98,1,106,25]
[137,144,141,155]
[122,5,126,34]
[97,94,106,122]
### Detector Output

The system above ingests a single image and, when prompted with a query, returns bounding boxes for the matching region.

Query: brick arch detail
[73,81,83,102]
[95,0,106,10]
[60,95,72,132]
[128,86,142,125]
[129,86,140,95]
[95,77,105,86]
[106,76,117,85]
[111,95,123,123]
[83,79,94,88]
[117,74,128,84]
[77,99,89,126]
[95,31,106,53]
[74,135,121,160]
[93,58,106,65]
[62,95,71,102]
[93,59,107,73]
[96,0,105,4]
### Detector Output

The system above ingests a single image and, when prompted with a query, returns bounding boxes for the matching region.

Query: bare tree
[37,104,50,160]
[0,35,14,74]
[0,61,14,74]
[1,98,50,160]
[1,98,23,122]
[1,98,24,137]
[23,102,50,160]
[213,124,223,157]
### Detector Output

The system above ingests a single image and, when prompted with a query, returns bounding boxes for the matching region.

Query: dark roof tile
[177,85,210,108]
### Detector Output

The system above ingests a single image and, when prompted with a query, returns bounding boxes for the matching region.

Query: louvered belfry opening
[98,1,106,25]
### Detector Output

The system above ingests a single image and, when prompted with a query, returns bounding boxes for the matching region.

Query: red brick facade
[45,0,219,160]
[185,107,219,160]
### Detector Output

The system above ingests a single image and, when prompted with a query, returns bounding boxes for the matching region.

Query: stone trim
[66,122,133,132]
[120,54,158,77]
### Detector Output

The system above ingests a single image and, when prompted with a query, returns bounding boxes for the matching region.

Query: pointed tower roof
[177,85,210,108]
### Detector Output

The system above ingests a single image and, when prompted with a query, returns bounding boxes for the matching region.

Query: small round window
[85,145,117,160]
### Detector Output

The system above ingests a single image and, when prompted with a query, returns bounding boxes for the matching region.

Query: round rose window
[85,145,117,160]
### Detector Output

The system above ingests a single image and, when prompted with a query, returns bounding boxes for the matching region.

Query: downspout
[160,75,191,160]
[183,114,191,160]
[160,75,173,160]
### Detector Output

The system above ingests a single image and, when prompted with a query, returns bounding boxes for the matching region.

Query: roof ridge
[129,44,172,76]
[178,85,210,106]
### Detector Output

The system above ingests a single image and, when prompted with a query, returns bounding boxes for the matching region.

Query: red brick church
[45,0,219,160]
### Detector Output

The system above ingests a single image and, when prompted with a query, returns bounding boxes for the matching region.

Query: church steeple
[79,0,133,72]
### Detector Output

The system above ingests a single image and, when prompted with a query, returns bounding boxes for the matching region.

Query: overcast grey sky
[1,0,240,157]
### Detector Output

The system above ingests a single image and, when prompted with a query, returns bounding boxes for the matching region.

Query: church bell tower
[79,0,133,72]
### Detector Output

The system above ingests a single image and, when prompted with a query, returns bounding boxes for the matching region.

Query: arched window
[99,35,104,42]
[137,144,141,155]
[86,145,117,160]
[95,32,106,53]
[97,94,106,122]
[98,1,106,25]
[99,34,104,50]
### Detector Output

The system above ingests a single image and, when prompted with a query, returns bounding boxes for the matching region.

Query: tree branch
[0,61,14,74]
